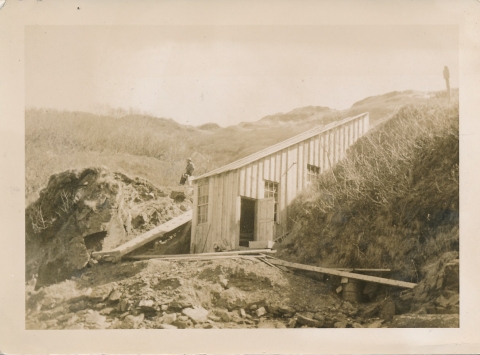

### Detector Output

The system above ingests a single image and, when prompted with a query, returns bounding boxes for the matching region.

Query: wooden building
[190,112,369,253]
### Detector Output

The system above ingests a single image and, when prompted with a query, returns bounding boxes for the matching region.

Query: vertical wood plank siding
[193,113,369,251]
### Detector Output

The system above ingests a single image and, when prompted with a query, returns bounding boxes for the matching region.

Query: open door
[255,197,275,242]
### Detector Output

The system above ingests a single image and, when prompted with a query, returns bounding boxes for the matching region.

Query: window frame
[306,164,321,184]
[197,180,209,224]
[264,180,279,222]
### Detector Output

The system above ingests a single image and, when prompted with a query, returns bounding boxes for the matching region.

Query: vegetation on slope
[25,109,215,204]
[280,98,459,283]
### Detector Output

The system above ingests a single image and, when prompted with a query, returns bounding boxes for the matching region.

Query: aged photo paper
[1,0,480,353]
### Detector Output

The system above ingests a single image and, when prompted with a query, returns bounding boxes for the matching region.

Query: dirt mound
[25,167,191,288]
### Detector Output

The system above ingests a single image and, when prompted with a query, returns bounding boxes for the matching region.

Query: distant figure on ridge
[443,66,450,99]
[179,157,195,185]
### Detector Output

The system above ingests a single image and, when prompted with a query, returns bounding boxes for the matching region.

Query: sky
[25,25,458,126]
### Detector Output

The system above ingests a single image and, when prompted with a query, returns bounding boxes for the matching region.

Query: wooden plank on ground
[334,268,391,273]
[269,259,416,289]
[126,249,277,260]
[124,254,265,262]
[92,210,192,259]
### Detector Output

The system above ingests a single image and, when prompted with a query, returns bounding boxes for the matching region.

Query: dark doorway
[240,197,256,247]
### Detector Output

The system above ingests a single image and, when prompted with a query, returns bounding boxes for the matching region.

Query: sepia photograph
[1,0,479,353]
[24,24,459,330]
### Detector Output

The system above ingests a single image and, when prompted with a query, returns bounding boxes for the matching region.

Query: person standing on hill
[180,158,195,185]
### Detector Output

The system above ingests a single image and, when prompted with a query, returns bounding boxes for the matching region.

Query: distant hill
[197,122,221,132]
[194,89,452,167]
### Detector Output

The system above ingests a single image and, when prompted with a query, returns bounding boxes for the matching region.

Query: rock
[215,309,231,322]
[65,314,79,325]
[100,307,115,315]
[161,313,177,324]
[217,287,246,310]
[361,302,381,318]
[313,313,325,322]
[41,296,56,309]
[182,306,209,324]
[391,314,459,328]
[240,309,246,318]
[379,300,395,321]
[287,318,297,328]
[367,319,384,328]
[119,299,131,312]
[161,304,169,311]
[95,302,107,310]
[84,311,107,326]
[256,307,267,317]
[88,284,113,302]
[208,313,222,322]
[443,260,459,291]
[257,321,276,328]
[139,299,155,308]
[277,304,296,316]
[118,314,145,329]
[352,322,363,328]
[435,295,449,308]
[45,319,58,328]
[119,311,130,319]
[202,323,218,329]
[219,276,228,288]
[169,298,193,310]
[65,323,84,330]
[296,314,323,328]
[108,289,122,302]
[172,319,192,329]
[446,293,459,306]
[334,321,348,328]
[158,323,178,329]
[138,299,157,313]
[69,300,86,312]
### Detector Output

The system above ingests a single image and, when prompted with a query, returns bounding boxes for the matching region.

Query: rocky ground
[25,252,459,329]
[24,166,459,330]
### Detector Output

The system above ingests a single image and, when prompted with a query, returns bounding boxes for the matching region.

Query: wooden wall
[191,113,369,253]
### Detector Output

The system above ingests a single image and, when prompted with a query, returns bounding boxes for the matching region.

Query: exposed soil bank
[25,167,191,289]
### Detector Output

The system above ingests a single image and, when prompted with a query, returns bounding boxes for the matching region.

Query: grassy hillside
[278,97,459,283]
[25,109,216,204]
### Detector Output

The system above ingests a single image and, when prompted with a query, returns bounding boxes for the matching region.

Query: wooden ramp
[269,258,417,289]
[92,210,192,261]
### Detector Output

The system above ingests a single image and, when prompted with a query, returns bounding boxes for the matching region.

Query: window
[264,180,279,222]
[197,182,209,224]
[307,164,321,183]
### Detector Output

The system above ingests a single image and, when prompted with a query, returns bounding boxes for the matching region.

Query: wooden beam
[92,210,192,259]
[268,259,416,289]
[125,249,277,260]
[124,254,265,262]
[334,268,391,273]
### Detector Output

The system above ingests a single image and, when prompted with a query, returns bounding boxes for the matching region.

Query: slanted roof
[193,112,368,181]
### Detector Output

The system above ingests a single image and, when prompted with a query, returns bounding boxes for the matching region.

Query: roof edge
[193,112,369,181]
